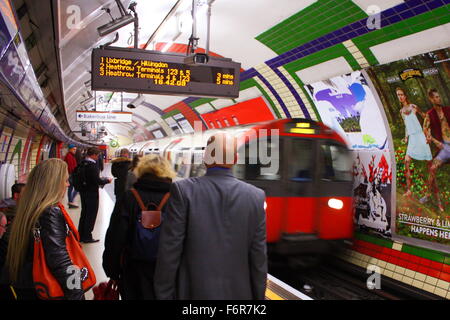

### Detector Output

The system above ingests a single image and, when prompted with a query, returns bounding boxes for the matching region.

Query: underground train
[118,119,354,256]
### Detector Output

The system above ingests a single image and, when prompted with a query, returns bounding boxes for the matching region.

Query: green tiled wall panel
[283,43,359,73]
[161,109,181,119]
[256,0,367,55]
[279,44,358,119]
[352,6,450,58]
[354,44,379,66]
[354,232,393,249]
[144,120,157,127]
[355,231,450,265]
[189,97,216,109]
[239,78,258,91]
[402,244,449,265]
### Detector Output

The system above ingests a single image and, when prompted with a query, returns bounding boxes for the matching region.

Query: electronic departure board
[91,47,241,98]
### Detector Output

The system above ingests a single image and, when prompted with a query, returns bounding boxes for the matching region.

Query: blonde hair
[134,154,176,180]
[6,158,69,283]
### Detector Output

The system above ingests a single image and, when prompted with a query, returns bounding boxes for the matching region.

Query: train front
[233,119,354,258]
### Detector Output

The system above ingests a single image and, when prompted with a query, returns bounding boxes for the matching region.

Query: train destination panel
[91,47,241,98]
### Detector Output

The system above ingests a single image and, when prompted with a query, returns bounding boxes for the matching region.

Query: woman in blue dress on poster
[396,88,432,197]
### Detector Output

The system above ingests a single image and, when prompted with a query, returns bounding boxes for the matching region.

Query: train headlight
[264,201,267,211]
[328,198,343,210]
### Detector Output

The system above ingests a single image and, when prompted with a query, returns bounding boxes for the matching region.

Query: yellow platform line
[265,288,285,300]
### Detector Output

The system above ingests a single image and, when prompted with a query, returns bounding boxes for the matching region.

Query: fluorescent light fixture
[328,198,344,210]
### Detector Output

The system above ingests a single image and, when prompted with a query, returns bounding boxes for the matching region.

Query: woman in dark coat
[106,155,175,300]
[1,159,87,300]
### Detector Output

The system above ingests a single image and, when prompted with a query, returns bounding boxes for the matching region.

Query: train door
[282,137,318,237]
[315,140,353,239]
[233,136,284,243]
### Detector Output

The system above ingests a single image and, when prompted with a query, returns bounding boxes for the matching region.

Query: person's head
[68,144,77,154]
[428,88,442,106]
[6,158,69,283]
[395,87,409,105]
[134,154,176,180]
[120,148,130,159]
[203,132,237,169]
[11,183,25,201]
[86,147,101,160]
[131,154,142,171]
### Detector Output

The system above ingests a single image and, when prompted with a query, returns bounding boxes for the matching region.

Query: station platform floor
[65,163,310,300]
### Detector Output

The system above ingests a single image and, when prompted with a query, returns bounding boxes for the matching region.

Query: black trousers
[78,190,99,241]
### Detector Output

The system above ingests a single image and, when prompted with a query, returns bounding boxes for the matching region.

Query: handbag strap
[157,192,171,211]
[130,188,147,210]
[130,188,170,211]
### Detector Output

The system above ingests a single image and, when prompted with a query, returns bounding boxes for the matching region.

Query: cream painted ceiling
[56,0,315,142]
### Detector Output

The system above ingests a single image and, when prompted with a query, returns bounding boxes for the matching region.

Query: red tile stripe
[351,239,450,283]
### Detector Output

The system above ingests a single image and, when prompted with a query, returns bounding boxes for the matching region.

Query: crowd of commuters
[0,133,267,300]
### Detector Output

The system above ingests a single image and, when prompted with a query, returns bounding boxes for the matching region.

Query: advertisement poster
[369,48,450,245]
[353,150,393,236]
[305,70,388,151]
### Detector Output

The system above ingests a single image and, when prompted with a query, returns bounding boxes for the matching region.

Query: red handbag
[32,203,96,299]
[93,280,120,300]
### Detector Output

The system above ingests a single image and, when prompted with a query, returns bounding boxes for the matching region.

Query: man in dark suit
[155,133,267,300]
[78,148,112,243]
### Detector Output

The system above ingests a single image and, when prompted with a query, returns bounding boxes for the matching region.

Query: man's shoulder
[235,179,265,197]
[173,177,202,189]
[174,176,264,197]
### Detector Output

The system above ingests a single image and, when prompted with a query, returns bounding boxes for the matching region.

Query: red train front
[232,119,354,257]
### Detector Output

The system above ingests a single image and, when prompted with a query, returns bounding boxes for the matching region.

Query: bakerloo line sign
[76,111,133,123]
[90,46,241,98]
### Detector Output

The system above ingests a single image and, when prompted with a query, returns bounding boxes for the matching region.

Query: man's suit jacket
[154,168,267,300]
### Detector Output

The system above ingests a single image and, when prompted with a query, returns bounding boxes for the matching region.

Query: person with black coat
[110,148,131,201]
[1,159,88,300]
[104,154,174,300]
[77,148,111,243]
[103,149,131,282]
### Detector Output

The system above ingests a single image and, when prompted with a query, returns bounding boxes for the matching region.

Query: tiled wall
[0,118,54,186]
[341,232,450,298]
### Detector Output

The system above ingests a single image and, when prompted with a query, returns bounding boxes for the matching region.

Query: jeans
[68,174,78,203]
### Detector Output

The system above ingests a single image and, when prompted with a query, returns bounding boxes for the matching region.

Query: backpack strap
[157,193,171,211]
[130,188,147,211]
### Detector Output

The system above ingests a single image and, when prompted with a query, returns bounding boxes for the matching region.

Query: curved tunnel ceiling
[54,0,312,143]
[51,0,450,145]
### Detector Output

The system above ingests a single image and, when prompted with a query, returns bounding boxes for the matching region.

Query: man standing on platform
[64,144,79,208]
[78,147,112,243]
[155,133,267,300]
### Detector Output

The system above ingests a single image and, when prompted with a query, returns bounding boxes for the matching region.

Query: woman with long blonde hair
[103,154,175,300]
[2,158,85,299]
